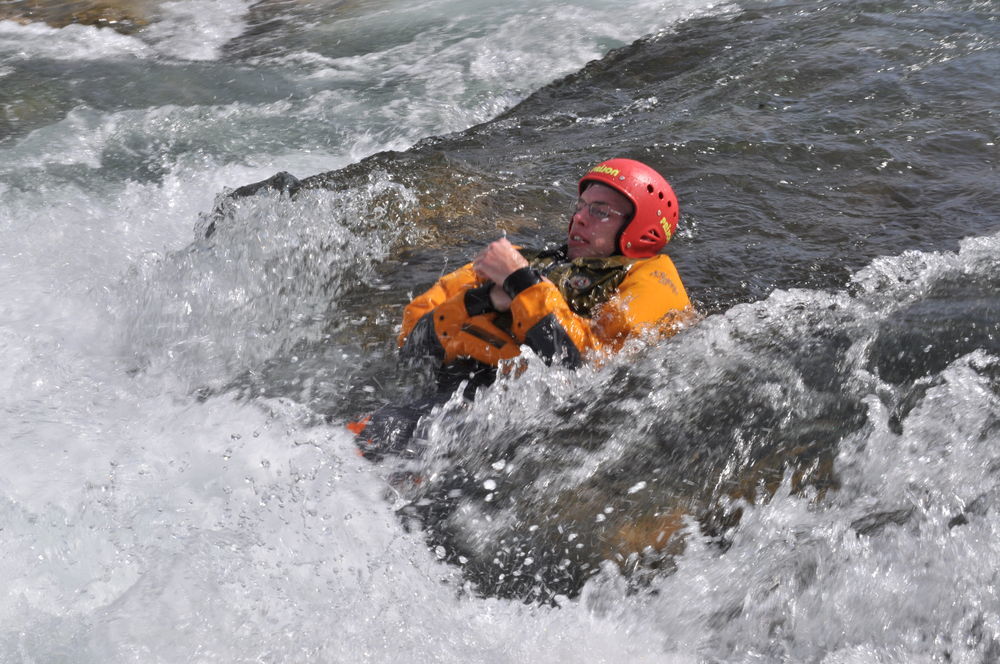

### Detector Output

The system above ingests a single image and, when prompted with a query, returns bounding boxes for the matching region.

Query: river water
[2,0,999,661]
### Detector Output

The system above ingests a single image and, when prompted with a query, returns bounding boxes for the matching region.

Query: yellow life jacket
[399,247,692,369]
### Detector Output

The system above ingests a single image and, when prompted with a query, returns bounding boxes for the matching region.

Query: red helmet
[577,158,679,258]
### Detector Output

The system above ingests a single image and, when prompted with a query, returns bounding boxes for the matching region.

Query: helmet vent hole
[647,184,654,193]
[666,200,672,207]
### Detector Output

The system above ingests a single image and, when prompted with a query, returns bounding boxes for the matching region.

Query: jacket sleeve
[506,254,692,366]
[397,262,480,347]
[397,263,523,366]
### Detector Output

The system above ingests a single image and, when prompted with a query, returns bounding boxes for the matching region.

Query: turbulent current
[1,0,999,661]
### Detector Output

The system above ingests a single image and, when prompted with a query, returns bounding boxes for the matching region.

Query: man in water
[352,158,693,457]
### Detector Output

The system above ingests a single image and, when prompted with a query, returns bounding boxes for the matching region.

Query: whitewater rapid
[3,0,999,660]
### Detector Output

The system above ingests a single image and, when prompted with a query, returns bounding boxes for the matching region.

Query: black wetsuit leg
[354,395,445,461]
[353,360,497,461]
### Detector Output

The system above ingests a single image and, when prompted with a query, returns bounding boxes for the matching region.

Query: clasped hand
[472,237,528,312]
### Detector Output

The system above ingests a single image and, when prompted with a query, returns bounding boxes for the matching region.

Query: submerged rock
[0,0,150,33]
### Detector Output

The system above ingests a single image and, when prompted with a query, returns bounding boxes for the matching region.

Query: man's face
[567,183,633,259]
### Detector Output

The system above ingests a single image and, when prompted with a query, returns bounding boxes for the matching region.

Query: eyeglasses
[573,199,627,223]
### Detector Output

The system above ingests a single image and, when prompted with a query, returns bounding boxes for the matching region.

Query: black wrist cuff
[502,267,542,300]
[464,283,495,316]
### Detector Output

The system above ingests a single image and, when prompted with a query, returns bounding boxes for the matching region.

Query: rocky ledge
[0,0,150,33]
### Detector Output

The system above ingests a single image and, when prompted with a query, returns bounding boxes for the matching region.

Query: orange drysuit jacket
[398,249,692,370]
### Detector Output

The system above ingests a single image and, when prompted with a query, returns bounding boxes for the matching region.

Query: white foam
[0,0,253,63]
[851,229,1000,315]
[140,0,254,60]
[640,348,1000,662]
[2,106,113,169]
[272,0,730,147]
[0,19,152,59]
[0,100,354,179]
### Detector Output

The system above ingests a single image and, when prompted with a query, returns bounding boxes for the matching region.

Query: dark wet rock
[851,508,914,536]
[948,493,992,530]
[203,170,302,239]
[869,275,1000,387]
[206,151,545,258]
